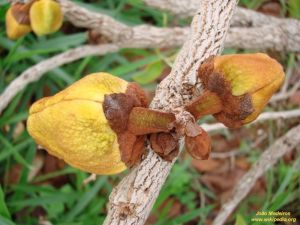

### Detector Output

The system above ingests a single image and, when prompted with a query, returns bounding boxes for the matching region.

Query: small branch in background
[143,0,299,27]
[57,0,190,49]
[210,150,241,159]
[271,79,300,102]
[83,174,97,186]
[226,25,300,52]
[203,109,300,133]
[212,124,300,225]
[0,44,119,114]
[58,0,300,52]
[143,0,300,52]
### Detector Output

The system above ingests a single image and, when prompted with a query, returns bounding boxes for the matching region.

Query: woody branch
[58,0,300,52]
[103,0,238,224]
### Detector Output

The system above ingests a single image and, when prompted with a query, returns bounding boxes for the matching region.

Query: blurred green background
[0,0,300,224]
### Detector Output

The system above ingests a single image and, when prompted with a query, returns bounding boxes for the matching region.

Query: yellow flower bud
[27,73,178,174]
[6,4,31,40]
[186,53,285,128]
[28,73,134,174]
[30,0,63,36]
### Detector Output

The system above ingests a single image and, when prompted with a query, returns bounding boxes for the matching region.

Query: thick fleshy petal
[27,73,128,175]
[190,53,285,128]
[29,73,128,115]
[214,53,284,96]
[30,0,63,35]
[243,76,284,124]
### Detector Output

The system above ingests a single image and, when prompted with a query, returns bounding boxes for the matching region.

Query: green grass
[0,0,300,225]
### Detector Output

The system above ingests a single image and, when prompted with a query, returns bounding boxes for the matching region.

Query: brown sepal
[103,82,148,133]
[128,107,176,135]
[130,135,145,166]
[213,94,253,128]
[11,2,32,25]
[103,93,135,133]
[198,56,215,86]
[185,90,223,121]
[118,131,145,167]
[103,83,149,167]
[127,83,149,108]
[185,120,202,137]
[197,56,254,128]
[185,127,211,160]
[150,133,179,162]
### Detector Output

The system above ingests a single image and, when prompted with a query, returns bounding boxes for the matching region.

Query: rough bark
[103,1,238,224]
[143,0,297,27]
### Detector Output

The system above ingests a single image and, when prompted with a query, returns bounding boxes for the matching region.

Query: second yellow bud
[30,0,63,36]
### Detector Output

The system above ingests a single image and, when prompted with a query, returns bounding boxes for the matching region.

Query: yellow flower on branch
[186,53,285,128]
[27,73,177,174]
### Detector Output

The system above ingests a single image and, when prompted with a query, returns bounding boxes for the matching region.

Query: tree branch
[143,0,300,52]
[143,0,298,27]
[203,109,300,132]
[57,0,300,52]
[103,1,238,224]
[58,0,189,49]
[226,25,300,52]
[211,124,300,225]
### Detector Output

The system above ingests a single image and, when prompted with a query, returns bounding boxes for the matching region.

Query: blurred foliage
[287,0,300,19]
[0,0,300,225]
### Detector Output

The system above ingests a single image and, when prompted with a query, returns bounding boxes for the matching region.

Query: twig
[143,0,299,27]
[202,109,300,133]
[6,0,300,52]
[226,25,300,52]
[210,150,241,159]
[58,0,189,49]
[143,0,300,52]
[271,79,300,102]
[83,174,97,186]
[58,0,300,52]
[211,124,300,225]
[0,44,120,114]
[103,1,238,224]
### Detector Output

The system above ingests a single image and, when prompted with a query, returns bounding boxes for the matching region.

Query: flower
[186,53,285,128]
[27,73,177,174]
[28,73,138,174]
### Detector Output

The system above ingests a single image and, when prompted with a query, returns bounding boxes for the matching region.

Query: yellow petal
[30,73,128,115]
[214,53,285,96]
[27,73,128,175]
[6,7,31,40]
[30,0,63,36]
[242,76,284,124]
